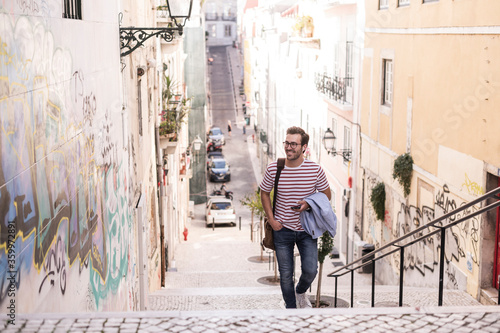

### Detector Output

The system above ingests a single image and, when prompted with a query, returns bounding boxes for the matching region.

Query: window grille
[63,0,82,19]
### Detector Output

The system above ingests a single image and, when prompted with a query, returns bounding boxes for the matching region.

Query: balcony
[315,72,353,105]
[205,13,237,21]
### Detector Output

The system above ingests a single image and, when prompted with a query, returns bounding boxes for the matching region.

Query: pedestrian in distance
[260,126,332,309]
[227,120,232,137]
[243,124,246,135]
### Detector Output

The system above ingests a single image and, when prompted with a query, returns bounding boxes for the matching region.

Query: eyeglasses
[283,141,301,149]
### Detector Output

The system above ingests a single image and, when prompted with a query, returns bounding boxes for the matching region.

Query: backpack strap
[272,158,286,215]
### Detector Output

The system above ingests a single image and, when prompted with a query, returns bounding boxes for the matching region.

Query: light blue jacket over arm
[300,192,337,239]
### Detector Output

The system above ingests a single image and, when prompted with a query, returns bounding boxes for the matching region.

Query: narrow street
[147,46,482,312]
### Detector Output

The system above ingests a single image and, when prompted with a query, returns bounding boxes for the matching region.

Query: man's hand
[269,218,283,231]
[291,200,310,212]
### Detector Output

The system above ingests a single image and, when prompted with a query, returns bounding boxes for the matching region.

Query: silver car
[207,127,225,145]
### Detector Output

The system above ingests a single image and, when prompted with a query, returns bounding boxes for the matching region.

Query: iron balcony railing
[205,14,237,21]
[328,186,500,308]
[315,72,353,105]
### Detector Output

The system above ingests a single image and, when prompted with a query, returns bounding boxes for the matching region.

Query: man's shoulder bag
[262,158,285,251]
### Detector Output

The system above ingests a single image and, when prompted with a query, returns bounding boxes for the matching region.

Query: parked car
[205,197,236,226]
[206,138,223,152]
[207,151,224,170]
[208,158,231,182]
[207,127,225,145]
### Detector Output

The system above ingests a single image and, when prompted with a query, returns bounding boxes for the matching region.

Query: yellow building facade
[359,0,500,303]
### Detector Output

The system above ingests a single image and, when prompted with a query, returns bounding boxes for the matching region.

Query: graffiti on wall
[0,12,135,311]
[365,171,479,289]
[391,185,479,288]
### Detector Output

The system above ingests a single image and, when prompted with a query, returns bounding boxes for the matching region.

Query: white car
[205,197,236,226]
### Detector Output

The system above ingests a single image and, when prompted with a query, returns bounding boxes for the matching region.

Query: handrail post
[371,260,376,307]
[498,275,500,305]
[438,227,446,306]
[351,270,354,308]
[334,276,338,308]
[399,246,405,307]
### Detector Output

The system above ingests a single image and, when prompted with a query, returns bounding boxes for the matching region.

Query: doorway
[484,173,500,291]
[493,176,500,289]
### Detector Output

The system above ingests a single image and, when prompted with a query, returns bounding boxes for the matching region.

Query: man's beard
[286,149,302,161]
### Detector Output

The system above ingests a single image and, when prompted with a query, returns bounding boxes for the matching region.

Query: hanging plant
[393,153,413,197]
[370,182,385,221]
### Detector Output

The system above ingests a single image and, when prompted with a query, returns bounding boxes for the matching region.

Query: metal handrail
[328,186,500,308]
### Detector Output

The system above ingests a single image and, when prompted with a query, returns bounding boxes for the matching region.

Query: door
[494,177,500,289]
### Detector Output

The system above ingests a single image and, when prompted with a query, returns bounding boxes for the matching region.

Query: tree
[241,188,267,257]
[315,232,334,307]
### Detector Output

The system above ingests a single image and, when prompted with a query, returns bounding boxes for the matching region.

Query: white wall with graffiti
[0,2,140,312]
[360,140,490,299]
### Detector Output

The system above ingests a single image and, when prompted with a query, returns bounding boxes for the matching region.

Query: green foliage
[240,188,274,220]
[159,72,191,138]
[392,153,413,197]
[293,15,313,34]
[318,232,334,264]
[162,74,180,109]
[370,182,386,221]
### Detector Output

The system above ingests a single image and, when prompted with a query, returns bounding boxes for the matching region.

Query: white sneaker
[295,291,312,308]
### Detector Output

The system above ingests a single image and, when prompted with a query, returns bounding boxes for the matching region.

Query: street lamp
[166,0,193,32]
[192,135,203,162]
[119,0,194,57]
[192,135,203,152]
[323,128,352,162]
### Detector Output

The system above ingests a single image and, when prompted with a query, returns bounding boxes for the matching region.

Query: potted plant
[314,232,334,307]
[393,153,413,197]
[302,16,314,37]
[159,97,191,152]
[370,182,386,221]
[293,15,314,38]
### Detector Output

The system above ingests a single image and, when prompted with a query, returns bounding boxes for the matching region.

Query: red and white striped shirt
[260,159,330,231]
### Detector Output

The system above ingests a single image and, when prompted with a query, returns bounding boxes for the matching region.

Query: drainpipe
[155,127,166,287]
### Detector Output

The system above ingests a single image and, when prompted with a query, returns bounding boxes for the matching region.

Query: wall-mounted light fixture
[322,128,352,162]
[191,135,203,162]
[192,135,203,152]
[120,0,193,57]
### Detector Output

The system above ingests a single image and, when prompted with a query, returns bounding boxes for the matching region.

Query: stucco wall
[360,0,500,299]
[0,2,138,312]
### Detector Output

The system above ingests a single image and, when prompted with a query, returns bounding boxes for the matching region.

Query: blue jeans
[274,227,318,308]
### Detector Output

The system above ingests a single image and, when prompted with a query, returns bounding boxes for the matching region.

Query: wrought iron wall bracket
[120,27,181,57]
[328,149,352,162]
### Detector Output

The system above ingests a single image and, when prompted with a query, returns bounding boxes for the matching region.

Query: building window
[379,0,389,9]
[399,0,410,6]
[343,126,351,165]
[209,24,216,37]
[63,0,82,19]
[346,42,353,88]
[332,118,338,151]
[224,25,232,37]
[382,59,393,106]
[344,126,351,152]
[334,43,340,76]
[331,190,336,213]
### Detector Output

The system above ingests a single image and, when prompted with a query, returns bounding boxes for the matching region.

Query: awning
[281,4,298,17]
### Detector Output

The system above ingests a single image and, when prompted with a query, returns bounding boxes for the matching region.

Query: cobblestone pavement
[3,306,500,332]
